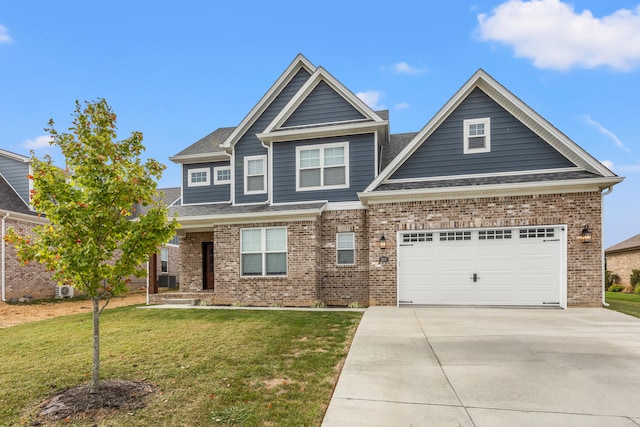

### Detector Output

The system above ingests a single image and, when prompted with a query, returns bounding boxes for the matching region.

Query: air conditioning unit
[56,285,74,299]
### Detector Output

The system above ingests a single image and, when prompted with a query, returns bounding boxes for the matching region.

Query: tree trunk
[90,296,100,393]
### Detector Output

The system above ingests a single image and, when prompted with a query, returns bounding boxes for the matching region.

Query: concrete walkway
[323,307,640,427]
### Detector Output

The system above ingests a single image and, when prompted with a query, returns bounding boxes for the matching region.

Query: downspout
[1,212,9,302]
[601,186,613,307]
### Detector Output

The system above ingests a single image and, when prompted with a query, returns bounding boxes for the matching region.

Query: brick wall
[367,192,603,307]
[606,251,640,286]
[3,217,57,300]
[179,231,213,293]
[320,209,369,306]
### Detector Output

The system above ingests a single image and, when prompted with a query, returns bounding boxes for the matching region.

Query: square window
[463,118,491,154]
[336,233,355,265]
[296,142,349,191]
[213,166,231,185]
[241,227,287,276]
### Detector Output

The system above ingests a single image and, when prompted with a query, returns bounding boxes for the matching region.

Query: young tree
[5,99,177,392]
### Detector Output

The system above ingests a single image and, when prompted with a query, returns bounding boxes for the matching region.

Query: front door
[203,242,214,290]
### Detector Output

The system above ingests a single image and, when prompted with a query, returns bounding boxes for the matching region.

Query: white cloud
[356,90,385,110]
[393,62,428,75]
[0,25,12,44]
[600,159,615,171]
[582,115,631,153]
[395,102,410,110]
[477,0,640,71]
[23,135,54,150]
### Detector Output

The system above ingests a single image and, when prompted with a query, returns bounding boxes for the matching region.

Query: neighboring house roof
[0,173,36,216]
[169,127,235,164]
[134,187,181,217]
[606,234,640,254]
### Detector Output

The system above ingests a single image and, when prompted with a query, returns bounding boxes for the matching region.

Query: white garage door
[398,226,566,307]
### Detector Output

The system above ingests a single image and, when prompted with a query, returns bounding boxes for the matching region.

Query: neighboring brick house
[606,234,640,287]
[0,149,56,301]
[157,54,622,308]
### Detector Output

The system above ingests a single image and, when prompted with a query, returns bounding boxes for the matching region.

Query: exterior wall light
[579,224,592,243]
[379,234,386,249]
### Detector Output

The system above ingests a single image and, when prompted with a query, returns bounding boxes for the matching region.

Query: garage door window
[403,232,433,243]
[440,231,471,241]
[520,228,555,238]
[479,229,512,240]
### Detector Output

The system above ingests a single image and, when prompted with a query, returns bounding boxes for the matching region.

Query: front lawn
[0,306,362,426]
[605,291,640,319]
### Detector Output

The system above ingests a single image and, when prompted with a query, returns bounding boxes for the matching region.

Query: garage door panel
[398,227,565,307]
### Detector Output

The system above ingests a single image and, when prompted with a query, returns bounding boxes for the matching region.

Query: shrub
[635,284,640,295]
[630,269,640,287]
[348,301,364,308]
[310,300,325,308]
[605,270,620,290]
[608,284,624,292]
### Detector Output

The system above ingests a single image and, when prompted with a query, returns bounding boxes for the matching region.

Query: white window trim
[336,232,355,265]
[160,247,169,273]
[240,226,287,277]
[213,166,231,185]
[187,167,211,187]
[295,141,349,191]
[244,155,267,195]
[463,117,491,154]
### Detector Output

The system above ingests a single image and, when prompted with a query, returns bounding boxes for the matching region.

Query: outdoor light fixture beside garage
[379,235,386,249]
[579,224,592,243]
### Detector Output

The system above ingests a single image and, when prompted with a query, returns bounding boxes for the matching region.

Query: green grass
[605,291,640,319]
[0,306,362,426]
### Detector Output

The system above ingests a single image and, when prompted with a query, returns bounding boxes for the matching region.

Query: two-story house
[156,54,622,308]
[0,149,55,301]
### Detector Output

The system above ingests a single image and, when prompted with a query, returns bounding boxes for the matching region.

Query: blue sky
[1,0,639,247]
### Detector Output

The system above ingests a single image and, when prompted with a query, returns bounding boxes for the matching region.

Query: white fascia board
[174,208,324,229]
[168,152,230,164]
[0,149,30,163]
[324,201,367,211]
[359,176,624,205]
[0,210,48,224]
[262,67,386,136]
[257,121,388,144]
[221,54,316,149]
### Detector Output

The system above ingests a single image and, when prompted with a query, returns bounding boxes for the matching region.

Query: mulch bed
[32,380,156,424]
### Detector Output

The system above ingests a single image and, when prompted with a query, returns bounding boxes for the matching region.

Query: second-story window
[463,118,491,154]
[296,141,349,191]
[188,167,210,187]
[244,155,267,194]
[214,166,231,185]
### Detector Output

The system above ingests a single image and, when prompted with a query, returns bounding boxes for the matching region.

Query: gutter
[601,186,613,307]
[1,212,9,302]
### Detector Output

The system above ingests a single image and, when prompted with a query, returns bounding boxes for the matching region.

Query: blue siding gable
[272,133,375,203]
[234,68,311,204]
[282,81,365,128]
[0,155,29,204]
[182,161,230,204]
[390,88,575,180]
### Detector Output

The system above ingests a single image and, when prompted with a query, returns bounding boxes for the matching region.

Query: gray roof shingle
[172,127,235,158]
[170,202,326,218]
[0,174,35,215]
[606,233,640,253]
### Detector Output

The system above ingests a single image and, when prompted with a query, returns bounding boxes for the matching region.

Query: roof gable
[0,173,32,215]
[220,54,316,149]
[365,69,618,193]
[257,66,388,143]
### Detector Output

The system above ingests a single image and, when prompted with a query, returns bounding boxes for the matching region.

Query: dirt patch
[33,379,156,424]
[0,291,147,329]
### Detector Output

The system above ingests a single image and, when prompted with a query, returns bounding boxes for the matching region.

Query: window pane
[242,254,262,275]
[468,136,485,149]
[324,147,344,166]
[217,169,230,181]
[324,166,345,186]
[247,175,264,191]
[300,168,321,187]
[266,228,286,251]
[241,229,262,252]
[265,253,286,275]
[248,159,263,175]
[337,249,354,265]
[337,233,354,249]
[300,149,320,168]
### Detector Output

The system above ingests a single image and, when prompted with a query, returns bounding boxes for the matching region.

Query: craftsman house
[157,54,622,308]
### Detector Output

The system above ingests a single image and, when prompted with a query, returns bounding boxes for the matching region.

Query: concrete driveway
[323,307,640,426]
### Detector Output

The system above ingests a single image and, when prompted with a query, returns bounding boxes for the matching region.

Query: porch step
[163,298,200,306]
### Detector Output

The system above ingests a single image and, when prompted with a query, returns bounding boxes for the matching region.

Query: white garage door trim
[396,225,567,308]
